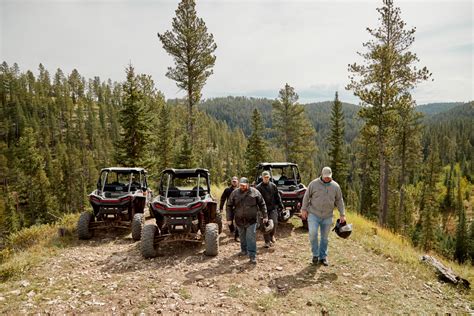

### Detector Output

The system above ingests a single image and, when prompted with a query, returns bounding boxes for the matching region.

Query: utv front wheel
[132,213,145,241]
[77,212,93,239]
[216,211,223,234]
[141,224,157,258]
[205,223,219,256]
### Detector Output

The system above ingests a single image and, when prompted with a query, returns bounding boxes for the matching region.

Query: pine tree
[156,103,174,173]
[419,139,441,251]
[158,0,217,144]
[328,91,348,192]
[454,177,468,263]
[244,109,268,177]
[272,83,316,181]
[346,0,431,226]
[114,64,152,167]
[393,96,423,231]
[175,133,194,169]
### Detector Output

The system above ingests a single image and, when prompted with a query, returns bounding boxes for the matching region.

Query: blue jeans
[238,223,257,259]
[308,213,333,259]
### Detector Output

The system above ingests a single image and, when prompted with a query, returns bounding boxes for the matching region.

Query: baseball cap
[262,171,270,177]
[321,166,332,178]
[239,177,249,184]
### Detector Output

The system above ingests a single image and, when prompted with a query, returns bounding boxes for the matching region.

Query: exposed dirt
[0,218,472,314]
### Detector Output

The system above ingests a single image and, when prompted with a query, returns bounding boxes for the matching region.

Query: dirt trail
[0,218,472,314]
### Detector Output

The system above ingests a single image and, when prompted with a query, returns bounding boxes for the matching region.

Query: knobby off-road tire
[205,223,219,256]
[77,212,93,239]
[132,213,145,241]
[216,211,223,234]
[141,224,158,258]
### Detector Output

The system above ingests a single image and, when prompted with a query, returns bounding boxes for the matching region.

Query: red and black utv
[77,167,151,241]
[255,162,308,228]
[141,168,222,258]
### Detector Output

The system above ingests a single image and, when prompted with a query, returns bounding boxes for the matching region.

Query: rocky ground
[0,217,472,314]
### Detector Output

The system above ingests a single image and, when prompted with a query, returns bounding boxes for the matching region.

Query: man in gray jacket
[301,166,346,266]
[226,177,268,264]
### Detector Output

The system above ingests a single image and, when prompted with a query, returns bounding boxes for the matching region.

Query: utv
[141,168,222,258]
[77,167,151,241]
[255,162,308,228]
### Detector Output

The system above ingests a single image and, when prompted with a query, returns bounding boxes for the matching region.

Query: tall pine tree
[244,109,268,177]
[346,0,431,225]
[328,91,348,192]
[114,64,152,167]
[272,83,316,182]
[158,0,217,145]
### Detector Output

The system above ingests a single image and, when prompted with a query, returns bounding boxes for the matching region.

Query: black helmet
[264,219,274,233]
[332,219,352,239]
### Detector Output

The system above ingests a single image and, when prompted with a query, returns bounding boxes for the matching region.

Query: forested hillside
[0,62,248,240]
[416,102,465,115]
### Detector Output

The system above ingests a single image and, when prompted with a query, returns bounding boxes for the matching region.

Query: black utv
[255,162,308,228]
[141,168,222,258]
[77,167,151,241]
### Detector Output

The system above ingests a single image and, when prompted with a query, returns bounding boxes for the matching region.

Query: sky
[1,0,472,105]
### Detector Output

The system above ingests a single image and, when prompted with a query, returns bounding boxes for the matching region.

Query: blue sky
[1,0,472,105]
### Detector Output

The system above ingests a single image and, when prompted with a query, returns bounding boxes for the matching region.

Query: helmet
[264,219,274,233]
[332,219,352,239]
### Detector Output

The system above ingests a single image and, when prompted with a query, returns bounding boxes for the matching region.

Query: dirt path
[0,218,472,314]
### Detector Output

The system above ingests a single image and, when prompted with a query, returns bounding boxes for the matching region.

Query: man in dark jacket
[256,171,284,248]
[219,176,240,241]
[226,177,268,264]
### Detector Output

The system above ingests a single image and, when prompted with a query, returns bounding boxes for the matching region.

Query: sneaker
[234,236,240,242]
[320,258,329,266]
[264,242,271,248]
[237,251,247,256]
[271,236,276,243]
[249,257,257,264]
[312,257,319,265]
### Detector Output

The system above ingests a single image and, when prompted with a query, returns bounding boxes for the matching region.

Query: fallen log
[421,255,470,289]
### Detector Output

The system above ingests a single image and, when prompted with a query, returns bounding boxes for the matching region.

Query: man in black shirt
[256,171,284,248]
[219,176,239,241]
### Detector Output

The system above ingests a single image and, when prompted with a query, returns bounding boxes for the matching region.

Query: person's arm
[226,190,236,224]
[273,184,284,209]
[219,187,230,210]
[335,185,346,222]
[256,191,268,221]
[301,183,312,220]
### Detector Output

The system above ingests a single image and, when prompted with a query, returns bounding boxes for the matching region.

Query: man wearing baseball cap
[301,166,346,266]
[219,176,240,241]
[226,177,268,264]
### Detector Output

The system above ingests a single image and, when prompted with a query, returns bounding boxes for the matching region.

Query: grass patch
[227,284,247,298]
[0,213,79,281]
[179,287,192,300]
[254,293,277,312]
[347,210,474,300]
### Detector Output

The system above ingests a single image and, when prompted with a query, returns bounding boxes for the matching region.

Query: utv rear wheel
[205,223,219,256]
[132,213,145,241]
[141,224,157,258]
[78,212,93,239]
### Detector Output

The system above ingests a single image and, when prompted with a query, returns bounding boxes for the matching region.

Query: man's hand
[301,209,308,220]
[227,220,233,226]
[262,218,269,224]
[340,215,346,223]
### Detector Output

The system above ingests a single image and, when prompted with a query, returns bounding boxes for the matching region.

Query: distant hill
[198,97,362,142]
[416,102,465,116]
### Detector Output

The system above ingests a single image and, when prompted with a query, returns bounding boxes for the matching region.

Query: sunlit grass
[0,213,79,281]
